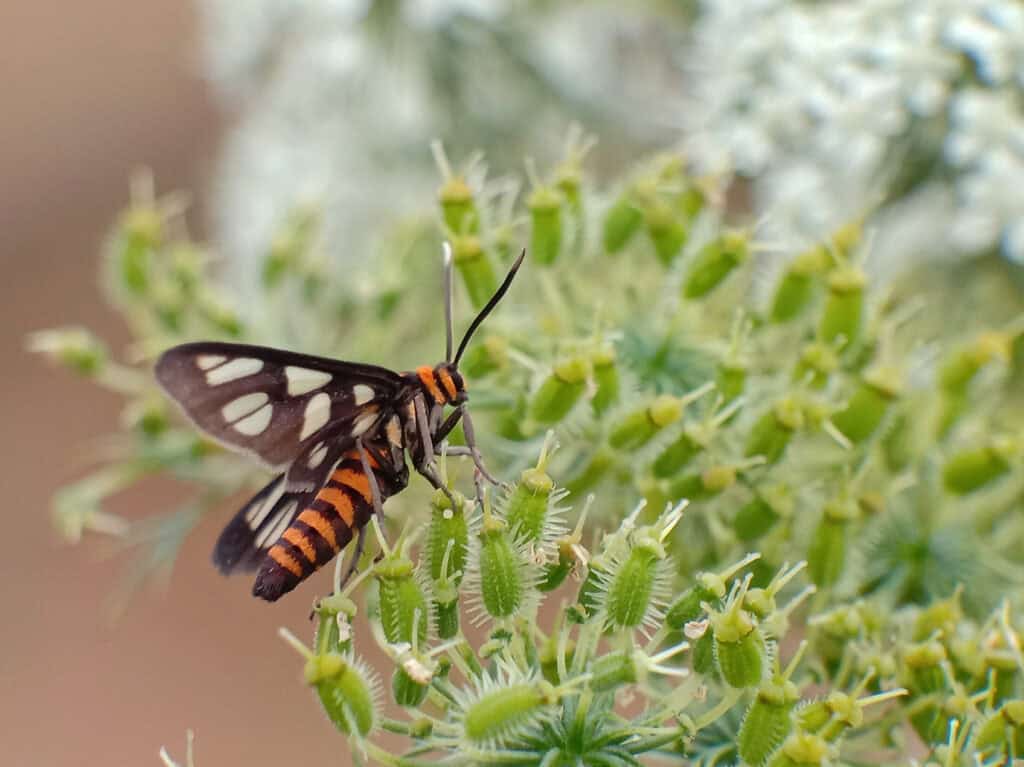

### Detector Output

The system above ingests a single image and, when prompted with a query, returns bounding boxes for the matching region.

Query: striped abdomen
[253,448,402,601]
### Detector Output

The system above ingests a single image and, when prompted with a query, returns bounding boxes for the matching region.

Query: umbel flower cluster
[34,138,1024,764]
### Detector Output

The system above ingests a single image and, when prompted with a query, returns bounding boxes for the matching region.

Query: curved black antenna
[453,248,526,366]
[443,241,454,362]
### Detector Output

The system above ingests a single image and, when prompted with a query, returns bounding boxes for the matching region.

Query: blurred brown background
[2,3,355,765]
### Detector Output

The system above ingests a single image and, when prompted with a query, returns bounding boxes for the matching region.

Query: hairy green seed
[683,231,748,298]
[528,357,589,425]
[746,398,803,464]
[529,186,563,266]
[505,467,554,543]
[818,265,865,348]
[451,235,498,311]
[479,524,524,619]
[807,499,856,588]
[305,653,376,737]
[652,429,703,478]
[392,667,429,708]
[591,346,620,415]
[604,545,659,630]
[770,247,829,323]
[591,650,638,692]
[646,200,688,265]
[768,732,832,767]
[609,395,683,451]
[714,622,766,688]
[439,175,479,234]
[738,678,800,765]
[462,682,553,744]
[943,438,1016,494]
[717,360,747,404]
[375,557,429,646]
[831,368,900,444]
[603,194,644,254]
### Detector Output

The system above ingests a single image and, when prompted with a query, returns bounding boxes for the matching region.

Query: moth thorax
[416,363,465,405]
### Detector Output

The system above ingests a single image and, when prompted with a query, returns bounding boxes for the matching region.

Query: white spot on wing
[285,366,332,396]
[221,392,270,423]
[255,502,297,549]
[300,392,331,441]
[352,410,379,436]
[196,354,226,370]
[245,482,284,526]
[206,357,263,385]
[307,442,328,469]
[353,384,374,405]
[234,403,273,435]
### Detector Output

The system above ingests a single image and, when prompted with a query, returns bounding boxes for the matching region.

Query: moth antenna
[443,241,455,362]
[453,248,526,366]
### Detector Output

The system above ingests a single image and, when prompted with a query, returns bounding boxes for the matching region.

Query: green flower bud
[591,345,620,415]
[976,700,1024,754]
[942,437,1017,495]
[462,680,556,745]
[305,652,377,737]
[734,486,792,542]
[645,200,688,265]
[668,464,737,503]
[746,397,804,464]
[739,676,801,765]
[115,205,163,295]
[505,466,555,545]
[683,230,748,299]
[768,732,833,767]
[830,367,901,444]
[939,331,1011,393]
[711,579,766,688]
[451,235,498,311]
[903,640,947,695]
[566,447,615,496]
[374,555,429,646]
[477,519,526,621]
[770,247,830,323]
[793,342,839,389]
[652,428,703,479]
[603,194,644,254]
[692,631,716,675]
[717,360,748,404]
[529,186,563,266]
[818,265,866,348]
[438,174,479,234]
[807,497,858,588]
[609,395,684,451]
[528,357,590,426]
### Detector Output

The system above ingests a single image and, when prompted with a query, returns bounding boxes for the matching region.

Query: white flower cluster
[685,0,1024,271]
[198,0,686,298]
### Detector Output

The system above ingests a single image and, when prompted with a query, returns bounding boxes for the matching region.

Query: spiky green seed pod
[603,540,664,631]
[770,247,830,323]
[713,613,766,688]
[603,193,644,254]
[427,490,469,583]
[587,651,637,692]
[375,556,429,646]
[666,571,728,629]
[807,497,858,588]
[566,447,615,496]
[976,700,1024,753]
[460,334,507,379]
[768,732,833,767]
[528,357,590,426]
[574,560,607,621]
[902,640,947,695]
[830,367,901,444]
[462,680,556,745]
[451,235,498,311]
[115,205,163,296]
[314,593,358,655]
[739,677,801,765]
[609,395,684,451]
[793,342,839,389]
[477,519,525,620]
[683,230,748,299]
[746,397,804,464]
[942,437,1017,494]
[529,186,563,266]
[645,200,688,265]
[591,346,620,415]
[652,428,704,478]
[505,467,555,544]
[939,330,1011,393]
[305,653,377,737]
[439,175,479,235]
[734,486,792,542]
[818,265,866,348]
[692,631,716,675]
[717,360,747,404]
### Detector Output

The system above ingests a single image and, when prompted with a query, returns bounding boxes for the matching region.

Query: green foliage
[31,139,1024,765]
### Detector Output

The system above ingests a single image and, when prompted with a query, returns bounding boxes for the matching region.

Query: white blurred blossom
[684,0,1024,274]
[198,0,686,297]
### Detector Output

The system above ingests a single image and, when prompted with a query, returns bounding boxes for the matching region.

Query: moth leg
[460,407,502,486]
[356,439,393,560]
[412,394,456,506]
[336,524,368,591]
[433,407,464,448]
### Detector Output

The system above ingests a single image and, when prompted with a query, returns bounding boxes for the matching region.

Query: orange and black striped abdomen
[252,448,403,601]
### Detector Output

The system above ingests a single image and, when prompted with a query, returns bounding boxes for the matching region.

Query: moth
[156,245,524,601]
